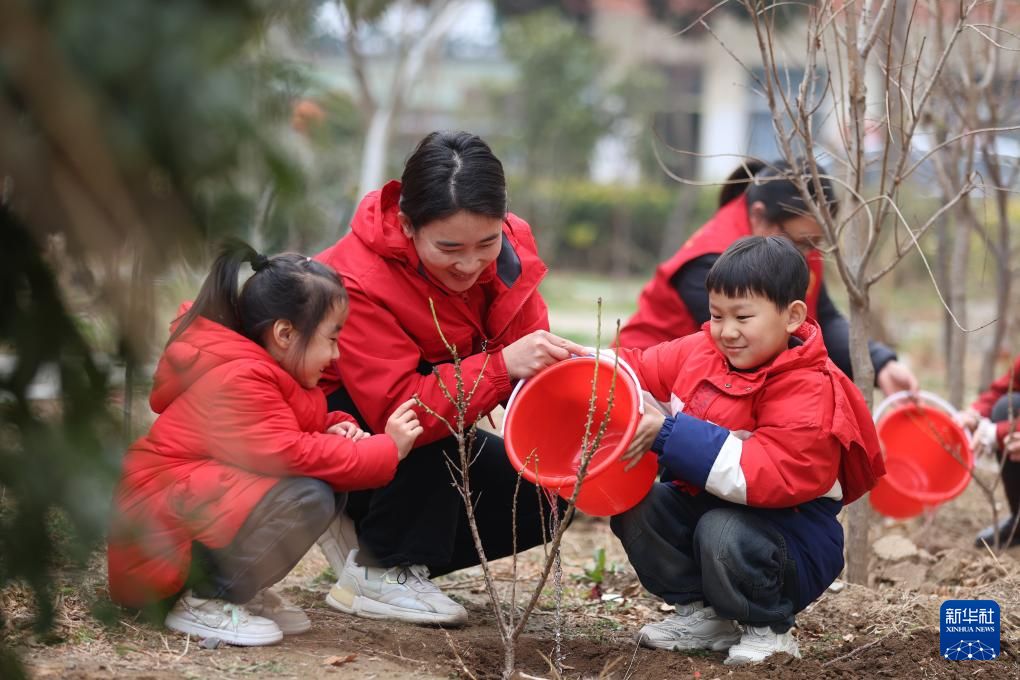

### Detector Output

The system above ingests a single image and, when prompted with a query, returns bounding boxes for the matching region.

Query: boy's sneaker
[164,590,283,646]
[246,589,311,635]
[724,625,801,665]
[326,549,468,626]
[636,602,741,652]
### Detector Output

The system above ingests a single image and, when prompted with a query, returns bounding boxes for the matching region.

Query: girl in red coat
[107,241,422,646]
[958,355,1020,547]
[315,131,585,626]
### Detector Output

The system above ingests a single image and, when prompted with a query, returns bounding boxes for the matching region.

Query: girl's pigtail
[166,239,261,346]
[717,159,766,208]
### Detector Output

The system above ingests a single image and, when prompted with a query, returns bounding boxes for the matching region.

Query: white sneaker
[325,549,468,626]
[724,624,801,665]
[636,602,741,652]
[164,591,283,646]
[246,589,311,635]
[317,512,359,574]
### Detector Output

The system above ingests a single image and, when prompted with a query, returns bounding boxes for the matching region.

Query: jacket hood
[149,311,274,413]
[348,181,414,264]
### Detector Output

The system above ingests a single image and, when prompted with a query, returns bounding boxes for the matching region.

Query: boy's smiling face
[708,291,807,370]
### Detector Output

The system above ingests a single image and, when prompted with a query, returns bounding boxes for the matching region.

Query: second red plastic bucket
[502,353,657,516]
[869,391,973,519]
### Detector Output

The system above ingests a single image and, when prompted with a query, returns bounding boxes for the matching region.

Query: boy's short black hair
[705,235,808,308]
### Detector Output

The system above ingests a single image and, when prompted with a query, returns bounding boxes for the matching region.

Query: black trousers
[328,389,562,575]
[189,478,340,603]
[992,394,1020,516]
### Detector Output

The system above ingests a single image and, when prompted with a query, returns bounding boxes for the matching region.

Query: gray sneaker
[326,549,468,626]
[724,624,801,665]
[246,589,311,635]
[636,602,741,652]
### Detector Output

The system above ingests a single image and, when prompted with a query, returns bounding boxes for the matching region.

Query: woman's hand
[328,421,370,441]
[502,330,587,380]
[385,399,424,460]
[1005,432,1020,461]
[877,360,919,396]
[621,410,665,471]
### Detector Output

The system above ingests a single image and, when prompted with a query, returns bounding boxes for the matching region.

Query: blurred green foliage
[0,1,341,675]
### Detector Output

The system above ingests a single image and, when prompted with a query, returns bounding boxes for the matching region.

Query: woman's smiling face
[401,210,503,293]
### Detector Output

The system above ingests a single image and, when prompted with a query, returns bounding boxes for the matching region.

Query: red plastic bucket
[502,353,657,516]
[869,391,973,519]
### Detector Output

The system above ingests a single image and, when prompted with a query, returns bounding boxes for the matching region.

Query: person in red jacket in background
[957,354,1020,547]
[315,131,584,626]
[618,159,917,397]
[613,236,883,665]
[107,241,422,646]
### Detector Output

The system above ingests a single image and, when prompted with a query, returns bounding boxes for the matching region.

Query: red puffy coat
[616,319,884,506]
[316,181,549,445]
[107,314,398,607]
[618,195,824,349]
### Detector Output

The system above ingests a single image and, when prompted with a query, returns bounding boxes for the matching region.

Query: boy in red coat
[613,236,883,665]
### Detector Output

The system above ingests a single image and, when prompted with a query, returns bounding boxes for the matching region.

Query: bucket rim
[502,353,642,488]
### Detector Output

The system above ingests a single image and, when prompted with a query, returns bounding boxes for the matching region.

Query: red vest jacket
[107,314,398,607]
[619,195,823,349]
[316,181,550,445]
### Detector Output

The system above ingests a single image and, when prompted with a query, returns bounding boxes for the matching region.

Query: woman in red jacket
[619,159,917,396]
[958,355,1020,547]
[108,241,422,646]
[315,131,584,626]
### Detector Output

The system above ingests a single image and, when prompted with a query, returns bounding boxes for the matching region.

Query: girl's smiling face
[276,301,347,389]
[400,210,503,293]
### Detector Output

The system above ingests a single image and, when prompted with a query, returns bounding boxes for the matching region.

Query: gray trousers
[189,478,341,603]
[611,483,800,633]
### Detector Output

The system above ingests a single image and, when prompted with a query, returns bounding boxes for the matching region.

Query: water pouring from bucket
[869,390,973,519]
[502,351,658,516]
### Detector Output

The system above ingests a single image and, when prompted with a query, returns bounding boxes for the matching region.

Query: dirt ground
[5,463,1020,680]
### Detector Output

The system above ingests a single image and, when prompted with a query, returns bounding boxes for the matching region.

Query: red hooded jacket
[618,195,824,349]
[316,181,549,445]
[617,319,884,507]
[107,314,398,607]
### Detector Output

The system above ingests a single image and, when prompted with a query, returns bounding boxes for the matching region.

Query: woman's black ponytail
[718,159,767,208]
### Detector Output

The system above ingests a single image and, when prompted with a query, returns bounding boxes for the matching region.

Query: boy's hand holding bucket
[623,408,665,470]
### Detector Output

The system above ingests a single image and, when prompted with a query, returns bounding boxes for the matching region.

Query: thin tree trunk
[946,203,974,407]
[845,292,876,585]
[979,175,1013,390]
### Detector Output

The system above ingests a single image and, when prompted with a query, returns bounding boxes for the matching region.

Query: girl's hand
[502,330,587,380]
[328,421,369,440]
[385,398,424,460]
[621,410,665,471]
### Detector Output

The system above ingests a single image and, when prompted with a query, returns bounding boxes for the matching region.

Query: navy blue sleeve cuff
[652,416,675,455]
